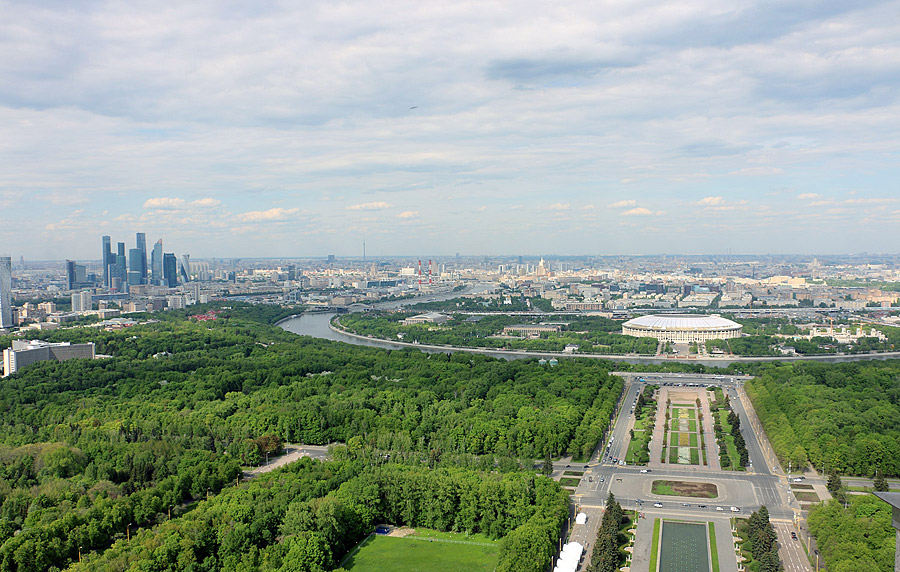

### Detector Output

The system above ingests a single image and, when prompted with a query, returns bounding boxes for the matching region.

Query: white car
[640,469,649,473]
[653,503,663,508]
[730,506,740,512]
[716,506,724,511]
[792,477,803,483]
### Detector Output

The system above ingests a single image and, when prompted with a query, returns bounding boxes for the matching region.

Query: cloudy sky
[2,0,900,260]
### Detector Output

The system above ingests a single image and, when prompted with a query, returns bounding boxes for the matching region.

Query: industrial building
[2,339,96,377]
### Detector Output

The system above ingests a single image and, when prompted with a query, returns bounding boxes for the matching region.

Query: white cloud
[144,197,186,210]
[192,198,221,207]
[623,207,653,216]
[548,203,570,210]
[238,207,300,222]
[347,202,391,211]
[398,210,419,218]
[608,199,636,208]
[797,193,821,200]
[695,196,725,206]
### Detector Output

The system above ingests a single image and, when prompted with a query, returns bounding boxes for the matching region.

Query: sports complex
[621,314,743,343]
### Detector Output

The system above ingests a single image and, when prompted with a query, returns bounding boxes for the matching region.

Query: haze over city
[3,1,900,259]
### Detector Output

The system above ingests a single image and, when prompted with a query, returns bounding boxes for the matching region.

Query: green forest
[0,304,616,571]
[808,495,895,572]
[744,361,900,476]
[338,312,659,355]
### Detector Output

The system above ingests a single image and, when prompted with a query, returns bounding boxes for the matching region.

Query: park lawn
[708,523,720,572]
[690,448,700,464]
[563,471,584,476]
[689,433,698,447]
[649,518,662,572]
[688,420,697,432]
[794,491,820,502]
[343,534,498,572]
[671,419,679,430]
[626,430,651,465]
[669,447,678,463]
[408,529,496,544]
[686,409,696,419]
[559,477,581,487]
[715,409,742,471]
[672,407,680,418]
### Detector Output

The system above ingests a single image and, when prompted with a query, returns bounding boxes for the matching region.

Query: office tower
[101,235,112,288]
[151,239,163,285]
[136,233,147,284]
[127,248,142,286]
[71,290,92,312]
[0,256,11,328]
[66,260,77,290]
[180,254,191,282]
[117,241,125,257]
[163,253,178,288]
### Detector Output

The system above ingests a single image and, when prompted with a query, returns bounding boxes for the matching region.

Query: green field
[344,534,499,572]
[649,518,662,572]
[659,521,710,572]
[559,477,581,487]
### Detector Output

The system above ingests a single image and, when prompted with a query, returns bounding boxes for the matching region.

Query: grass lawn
[714,409,742,471]
[649,518,662,572]
[790,484,814,490]
[343,534,498,572]
[689,433,698,447]
[626,430,651,465]
[651,480,718,498]
[563,471,584,476]
[671,419,679,430]
[559,477,581,487]
[794,491,820,502]
[708,523,719,572]
[690,448,700,464]
[686,409,696,419]
[688,420,697,432]
[669,447,678,463]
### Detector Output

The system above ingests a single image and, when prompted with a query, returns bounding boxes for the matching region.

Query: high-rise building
[163,253,178,288]
[117,241,125,257]
[136,233,147,284]
[127,248,143,286]
[65,260,87,290]
[180,254,191,282]
[101,235,112,288]
[71,290,93,312]
[151,239,163,285]
[0,256,11,328]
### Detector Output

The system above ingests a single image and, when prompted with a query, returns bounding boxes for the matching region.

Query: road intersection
[564,372,811,572]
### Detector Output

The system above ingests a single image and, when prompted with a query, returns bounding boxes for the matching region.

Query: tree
[542,454,553,476]
[827,472,843,495]
[873,470,889,492]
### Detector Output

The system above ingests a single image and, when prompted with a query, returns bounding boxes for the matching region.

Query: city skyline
[3,1,900,259]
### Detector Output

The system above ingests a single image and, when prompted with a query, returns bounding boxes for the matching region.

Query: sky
[2,0,900,260]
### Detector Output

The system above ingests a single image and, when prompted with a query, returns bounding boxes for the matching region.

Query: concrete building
[401,312,450,325]
[71,290,93,312]
[502,323,562,336]
[621,314,742,343]
[3,339,95,377]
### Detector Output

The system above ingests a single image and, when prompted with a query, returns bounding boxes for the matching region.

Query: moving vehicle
[716,507,724,511]
[653,503,663,508]
[730,506,740,512]
[640,469,651,473]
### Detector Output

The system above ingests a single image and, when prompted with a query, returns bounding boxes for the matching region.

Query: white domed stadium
[621,314,742,343]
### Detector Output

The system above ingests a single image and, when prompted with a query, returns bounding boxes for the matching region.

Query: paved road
[774,521,811,572]
[571,373,810,571]
[242,444,330,479]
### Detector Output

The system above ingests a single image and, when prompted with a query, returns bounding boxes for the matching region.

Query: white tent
[575,512,587,525]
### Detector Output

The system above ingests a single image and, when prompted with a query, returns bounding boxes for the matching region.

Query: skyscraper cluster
[0,256,12,328]
[101,233,182,291]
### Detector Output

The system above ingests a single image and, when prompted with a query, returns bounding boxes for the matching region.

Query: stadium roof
[623,314,741,331]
